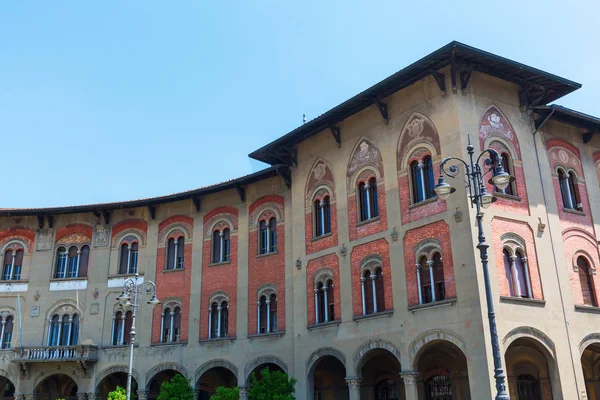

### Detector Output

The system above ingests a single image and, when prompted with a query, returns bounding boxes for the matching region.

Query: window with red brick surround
[351,239,393,316]
[306,254,340,325]
[306,159,338,254]
[576,256,598,307]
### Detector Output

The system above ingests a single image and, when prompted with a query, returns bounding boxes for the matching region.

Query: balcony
[12,345,98,378]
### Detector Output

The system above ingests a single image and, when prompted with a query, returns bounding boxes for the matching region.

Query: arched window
[2,316,14,349]
[432,253,445,301]
[516,374,541,400]
[374,267,385,311]
[70,314,79,345]
[269,293,277,332]
[503,249,515,297]
[66,246,78,278]
[418,256,432,304]
[568,171,582,210]
[112,311,123,345]
[55,247,68,279]
[259,218,277,255]
[209,300,228,339]
[326,279,334,321]
[362,270,374,314]
[497,153,516,195]
[313,277,334,325]
[558,169,581,210]
[424,375,452,400]
[2,249,23,281]
[358,178,379,222]
[317,282,325,323]
[61,315,70,345]
[314,196,332,237]
[212,229,231,263]
[212,231,221,263]
[166,237,184,270]
[119,242,139,275]
[577,256,597,307]
[162,307,171,342]
[47,313,78,346]
[49,315,60,346]
[258,296,267,333]
[504,248,533,298]
[172,307,181,342]
[78,245,90,277]
[411,156,436,204]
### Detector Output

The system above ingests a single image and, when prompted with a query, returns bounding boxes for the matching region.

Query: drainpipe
[531,108,581,397]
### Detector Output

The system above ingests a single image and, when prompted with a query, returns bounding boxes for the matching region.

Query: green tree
[248,368,296,400]
[157,374,195,400]
[108,386,127,400]
[210,386,240,400]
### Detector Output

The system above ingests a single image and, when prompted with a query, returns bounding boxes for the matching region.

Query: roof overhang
[534,105,600,144]
[249,41,581,165]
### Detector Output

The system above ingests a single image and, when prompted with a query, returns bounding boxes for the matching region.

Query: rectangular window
[2,333,11,349]
[2,265,11,281]
[422,285,432,304]
[67,257,78,278]
[12,265,21,281]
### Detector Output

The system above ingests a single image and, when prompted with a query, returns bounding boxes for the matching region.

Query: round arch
[579,333,600,354]
[145,362,188,390]
[353,338,402,376]
[306,346,347,376]
[195,359,239,387]
[503,326,556,361]
[408,329,467,369]
[35,373,78,400]
[245,355,288,383]
[95,365,141,390]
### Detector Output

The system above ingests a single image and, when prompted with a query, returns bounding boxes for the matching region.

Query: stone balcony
[12,345,98,378]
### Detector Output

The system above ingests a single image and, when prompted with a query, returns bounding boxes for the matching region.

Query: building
[0,41,599,400]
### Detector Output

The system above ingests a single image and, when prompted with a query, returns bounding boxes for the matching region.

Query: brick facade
[306,252,341,325]
[350,238,393,315]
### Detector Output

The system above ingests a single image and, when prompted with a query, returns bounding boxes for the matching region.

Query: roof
[249,41,582,165]
[0,166,287,217]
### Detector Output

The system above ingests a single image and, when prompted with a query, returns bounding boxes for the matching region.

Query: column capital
[137,391,149,400]
[369,274,376,280]
[400,371,420,386]
[314,288,320,294]
[426,260,435,268]
[415,263,421,270]
[360,277,366,283]
[217,306,223,311]
[521,256,528,262]
[509,255,518,262]
[345,377,362,389]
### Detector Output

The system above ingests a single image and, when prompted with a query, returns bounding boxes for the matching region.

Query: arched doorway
[35,374,77,400]
[505,337,555,399]
[413,339,470,400]
[312,355,348,400]
[96,371,138,400]
[357,348,403,400]
[147,369,180,400]
[0,376,15,400]
[197,367,237,400]
[581,343,600,399]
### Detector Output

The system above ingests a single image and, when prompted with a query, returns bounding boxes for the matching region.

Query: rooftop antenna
[303,114,307,124]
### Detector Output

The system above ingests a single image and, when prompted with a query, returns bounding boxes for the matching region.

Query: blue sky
[2,1,598,208]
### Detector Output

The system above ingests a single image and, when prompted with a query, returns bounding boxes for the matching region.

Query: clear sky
[2,1,598,208]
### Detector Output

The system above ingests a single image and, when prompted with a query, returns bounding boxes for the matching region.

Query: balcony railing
[12,345,98,363]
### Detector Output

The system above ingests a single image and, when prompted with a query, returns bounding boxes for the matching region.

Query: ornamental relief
[93,226,110,247]
[249,202,284,227]
[56,233,90,246]
[204,213,237,237]
[548,146,583,176]
[478,105,521,159]
[306,158,335,205]
[348,140,382,181]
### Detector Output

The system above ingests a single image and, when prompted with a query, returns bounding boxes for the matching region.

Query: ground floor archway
[96,371,138,400]
[505,337,556,400]
[413,339,470,400]
[35,374,77,400]
[312,355,348,400]
[147,369,180,400]
[197,366,237,400]
[246,362,285,386]
[581,342,600,399]
[0,376,15,400]
[357,347,404,400]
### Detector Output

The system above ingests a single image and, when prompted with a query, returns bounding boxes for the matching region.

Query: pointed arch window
[1,315,13,349]
[577,256,597,307]
[209,300,228,339]
[358,178,379,222]
[313,277,334,325]
[119,242,139,275]
[2,249,23,281]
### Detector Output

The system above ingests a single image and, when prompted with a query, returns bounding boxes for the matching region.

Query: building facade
[0,41,599,400]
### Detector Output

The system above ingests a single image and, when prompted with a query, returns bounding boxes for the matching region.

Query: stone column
[239,387,248,400]
[24,395,37,400]
[76,393,87,400]
[401,372,420,400]
[87,393,99,400]
[137,391,148,400]
[345,377,361,400]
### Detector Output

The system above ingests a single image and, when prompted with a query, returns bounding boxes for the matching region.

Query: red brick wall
[248,196,285,334]
[486,165,530,215]
[0,226,35,249]
[112,219,148,240]
[403,221,456,306]
[200,207,239,339]
[348,181,388,241]
[490,217,544,299]
[306,253,340,325]
[55,224,93,242]
[398,161,447,224]
[152,215,194,343]
[350,239,393,315]
[563,229,600,306]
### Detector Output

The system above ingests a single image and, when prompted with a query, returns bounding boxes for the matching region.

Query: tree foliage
[210,386,240,400]
[108,386,127,400]
[157,374,195,400]
[248,368,296,400]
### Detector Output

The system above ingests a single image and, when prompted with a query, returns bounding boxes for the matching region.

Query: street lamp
[434,138,513,400]
[117,274,161,400]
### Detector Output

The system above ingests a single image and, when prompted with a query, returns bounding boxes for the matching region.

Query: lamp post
[117,274,161,400]
[434,138,513,400]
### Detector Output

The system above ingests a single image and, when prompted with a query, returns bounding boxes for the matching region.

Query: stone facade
[0,43,599,400]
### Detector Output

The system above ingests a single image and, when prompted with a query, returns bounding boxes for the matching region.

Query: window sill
[256,251,279,259]
[102,344,139,350]
[50,277,88,282]
[500,296,545,307]
[356,216,380,227]
[312,232,333,242]
[151,341,188,347]
[108,273,144,279]
[248,331,285,340]
[408,298,456,313]
[199,336,236,345]
[353,309,393,322]
[0,279,28,284]
[209,261,231,267]
[307,320,341,330]
[162,268,185,274]
[408,197,438,209]
[574,305,600,314]
[563,208,586,216]
[494,192,522,202]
